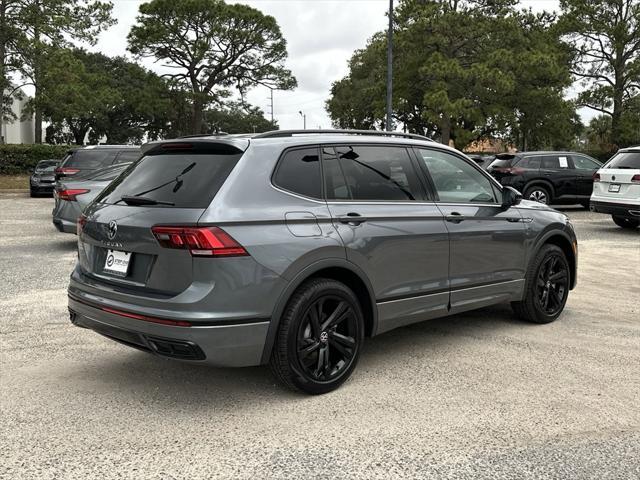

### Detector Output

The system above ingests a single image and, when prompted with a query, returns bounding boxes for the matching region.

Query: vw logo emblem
[107,220,118,240]
[320,331,329,344]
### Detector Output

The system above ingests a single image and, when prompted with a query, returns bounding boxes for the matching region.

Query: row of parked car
[33,143,640,231]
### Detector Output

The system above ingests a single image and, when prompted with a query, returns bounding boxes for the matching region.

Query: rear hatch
[77,141,246,297]
[593,151,640,202]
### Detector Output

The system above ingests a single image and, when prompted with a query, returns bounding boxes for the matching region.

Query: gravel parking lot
[1,192,639,479]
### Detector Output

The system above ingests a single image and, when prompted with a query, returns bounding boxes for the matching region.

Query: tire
[580,201,590,210]
[29,188,36,198]
[524,185,551,205]
[269,278,364,394]
[612,215,639,229]
[511,244,570,324]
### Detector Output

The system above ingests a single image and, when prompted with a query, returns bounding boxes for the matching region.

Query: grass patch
[0,175,30,190]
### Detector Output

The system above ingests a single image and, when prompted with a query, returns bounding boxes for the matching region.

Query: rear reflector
[593,172,600,182]
[57,188,89,201]
[631,174,640,184]
[102,306,192,327]
[151,226,248,257]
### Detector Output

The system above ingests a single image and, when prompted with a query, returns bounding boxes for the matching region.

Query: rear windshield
[36,160,58,171]
[76,164,131,182]
[96,151,242,208]
[605,152,640,169]
[64,149,117,169]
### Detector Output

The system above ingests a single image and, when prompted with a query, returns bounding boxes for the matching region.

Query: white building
[1,88,35,144]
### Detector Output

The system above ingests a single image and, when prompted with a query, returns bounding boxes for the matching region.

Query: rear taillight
[57,189,89,201]
[55,167,80,175]
[151,226,248,257]
[77,214,87,235]
[631,174,640,184]
[593,172,600,182]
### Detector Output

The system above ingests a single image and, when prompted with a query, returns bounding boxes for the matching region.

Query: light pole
[299,110,306,130]
[386,0,393,132]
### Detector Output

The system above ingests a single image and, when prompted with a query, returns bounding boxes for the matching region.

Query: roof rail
[253,129,433,142]
[177,132,230,139]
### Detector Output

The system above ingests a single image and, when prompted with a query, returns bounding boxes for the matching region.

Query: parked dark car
[488,151,602,207]
[29,159,60,197]
[52,163,132,234]
[55,145,140,181]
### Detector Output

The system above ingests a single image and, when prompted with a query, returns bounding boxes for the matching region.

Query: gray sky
[86,0,589,130]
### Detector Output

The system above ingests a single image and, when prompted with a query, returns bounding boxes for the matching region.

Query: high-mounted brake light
[593,172,601,182]
[161,143,193,150]
[631,174,640,184]
[55,167,80,175]
[57,188,89,201]
[151,226,248,257]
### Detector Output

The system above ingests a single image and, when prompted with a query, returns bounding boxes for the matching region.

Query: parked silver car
[68,130,578,394]
[52,163,132,234]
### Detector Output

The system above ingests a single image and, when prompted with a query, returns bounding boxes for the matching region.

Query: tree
[14,0,114,143]
[327,1,578,150]
[559,0,640,147]
[204,102,277,134]
[128,0,296,134]
[36,48,175,144]
[0,0,27,140]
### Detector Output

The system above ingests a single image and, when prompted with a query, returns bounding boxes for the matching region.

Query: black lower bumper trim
[70,308,206,361]
[590,200,640,218]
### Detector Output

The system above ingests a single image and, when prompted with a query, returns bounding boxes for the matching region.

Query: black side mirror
[501,186,522,209]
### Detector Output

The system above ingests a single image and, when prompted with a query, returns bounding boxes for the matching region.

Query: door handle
[445,212,465,223]
[337,213,368,225]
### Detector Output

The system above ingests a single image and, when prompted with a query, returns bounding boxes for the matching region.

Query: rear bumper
[52,216,76,233]
[68,294,270,367]
[590,200,640,218]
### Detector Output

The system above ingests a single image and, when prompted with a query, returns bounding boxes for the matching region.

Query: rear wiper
[119,195,175,206]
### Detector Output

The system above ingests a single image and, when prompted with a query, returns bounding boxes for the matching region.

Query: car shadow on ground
[69,303,524,407]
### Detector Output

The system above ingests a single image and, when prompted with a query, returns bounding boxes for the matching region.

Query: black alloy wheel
[296,295,358,382]
[270,278,364,394]
[512,244,570,324]
[535,254,569,316]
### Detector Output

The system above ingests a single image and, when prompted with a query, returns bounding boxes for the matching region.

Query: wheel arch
[260,259,377,364]
[533,231,577,290]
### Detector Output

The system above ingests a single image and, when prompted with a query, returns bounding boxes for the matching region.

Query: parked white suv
[590,146,640,229]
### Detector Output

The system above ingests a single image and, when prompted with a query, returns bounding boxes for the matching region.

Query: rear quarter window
[272,147,321,199]
[95,148,242,208]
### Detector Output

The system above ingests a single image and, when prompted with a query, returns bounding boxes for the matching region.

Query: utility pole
[385,0,393,132]
[267,88,274,124]
[299,110,306,130]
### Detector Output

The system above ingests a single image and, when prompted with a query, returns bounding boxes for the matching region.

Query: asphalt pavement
[1,193,638,479]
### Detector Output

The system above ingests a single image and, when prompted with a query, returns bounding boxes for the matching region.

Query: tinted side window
[330,146,422,201]
[542,155,570,169]
[273,148,321,199]
[521,156,541,169]
[418,149,497,203]
[571,155,600,170]
[114,150,141,164]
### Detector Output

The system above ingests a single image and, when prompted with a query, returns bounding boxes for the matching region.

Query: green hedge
[0,144,74,174]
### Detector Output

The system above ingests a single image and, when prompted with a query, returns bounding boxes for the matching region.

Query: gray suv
[68,130,578,394]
